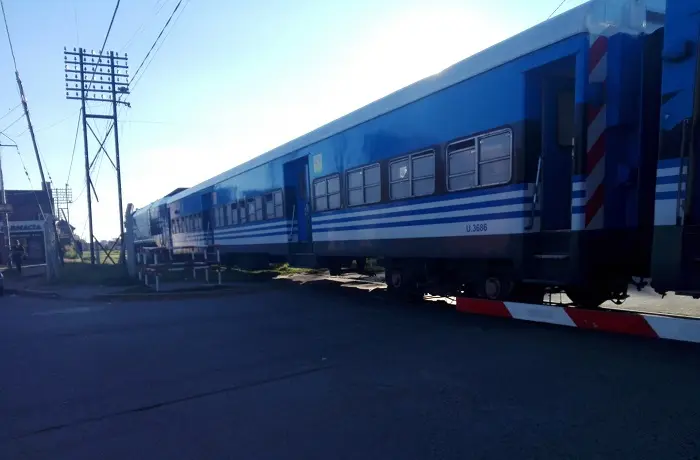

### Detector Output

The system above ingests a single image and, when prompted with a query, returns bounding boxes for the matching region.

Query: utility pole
[64,47,130,265]
[0,145,11,264]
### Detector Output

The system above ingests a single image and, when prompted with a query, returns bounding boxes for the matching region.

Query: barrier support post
[205,249,209,284]
[217,249,222,285]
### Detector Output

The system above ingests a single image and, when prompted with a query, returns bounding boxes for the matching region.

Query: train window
[313,175,341,212]
[265,194,274,219]
[390,150,435,200]
[448,147,476,190]
[216,206,226,228]
[274,191,283,218]
[390,158,410,199]
[230,203,238,225]
[255,196,263,221]
[264,191,284,219]
[348,164,381,206]
[247,198,257,222]
[411,152,435,196]
[478,132,511,185]
[239,200,247,224]
[447,130,511,191]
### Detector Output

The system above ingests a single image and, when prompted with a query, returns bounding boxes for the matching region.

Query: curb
[5,285,266,302]
[5,288,61,299]
[456,298,700,344]
[92,286,262,302]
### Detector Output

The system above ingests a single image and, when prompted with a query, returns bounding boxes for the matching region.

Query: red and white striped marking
[585,34,608,229]
[456,298,700,344]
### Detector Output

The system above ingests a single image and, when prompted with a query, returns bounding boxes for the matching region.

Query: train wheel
[566,287,608,309]
[476,275,514,301]
[386,267,422,302]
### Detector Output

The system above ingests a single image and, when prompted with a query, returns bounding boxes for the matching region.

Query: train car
[651,0,700,298]
[131,187,187,250]
[159,0,664,307]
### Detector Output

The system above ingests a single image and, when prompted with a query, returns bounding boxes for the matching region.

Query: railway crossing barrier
[456,297,700,344]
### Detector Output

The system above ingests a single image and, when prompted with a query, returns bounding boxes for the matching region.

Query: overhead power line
[0,102,21,123]
[100,0,121,53]
[0,0,17,70]
[66,108,82,185]
[1,0,55,195]
[130,0,186,86]
[547,0,569,19]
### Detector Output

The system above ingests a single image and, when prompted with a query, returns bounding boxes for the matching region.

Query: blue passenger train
[132,0,690,307]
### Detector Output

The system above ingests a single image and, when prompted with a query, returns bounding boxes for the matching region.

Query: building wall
[5,186,53,222]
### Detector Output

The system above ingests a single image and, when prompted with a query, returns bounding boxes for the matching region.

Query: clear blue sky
[0,0,587,239]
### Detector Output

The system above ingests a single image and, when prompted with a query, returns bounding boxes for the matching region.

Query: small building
[0,185,54,265]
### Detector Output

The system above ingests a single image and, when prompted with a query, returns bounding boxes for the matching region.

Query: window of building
[347,164,381,206]
[447,130,512,191]
[390,150,435,200]
[313,175,341,212]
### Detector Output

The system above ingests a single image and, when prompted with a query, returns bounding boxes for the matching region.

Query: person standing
[11,240,24,274]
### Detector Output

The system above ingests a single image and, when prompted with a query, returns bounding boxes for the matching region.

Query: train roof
[168,0,663,204]
[133,187,188,215]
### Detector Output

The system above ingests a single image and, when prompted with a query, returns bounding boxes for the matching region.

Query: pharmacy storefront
[0,220,46,265]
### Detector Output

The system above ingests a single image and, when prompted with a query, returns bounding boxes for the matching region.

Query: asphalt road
[1,286,699,460]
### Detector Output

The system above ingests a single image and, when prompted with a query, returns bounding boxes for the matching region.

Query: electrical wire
[86,0,188,169]
[0,0,17,71]
[129,0,186,87]
[0,102,20,124]
[0,111,24,132]
[66,108,82,185]
[130,0,189,93]
[547,0,569,19]
[121,0,171,53]
[99,0,120,54]
[0,132,46,219]
[2,0,55,187]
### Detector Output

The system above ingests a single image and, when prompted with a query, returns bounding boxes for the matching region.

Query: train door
[651,0,700,296]
[200,192,215,247]
[540,68,575,231]
[283,156,313,245]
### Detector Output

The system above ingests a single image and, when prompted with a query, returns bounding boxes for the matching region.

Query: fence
[136,246,224,292]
